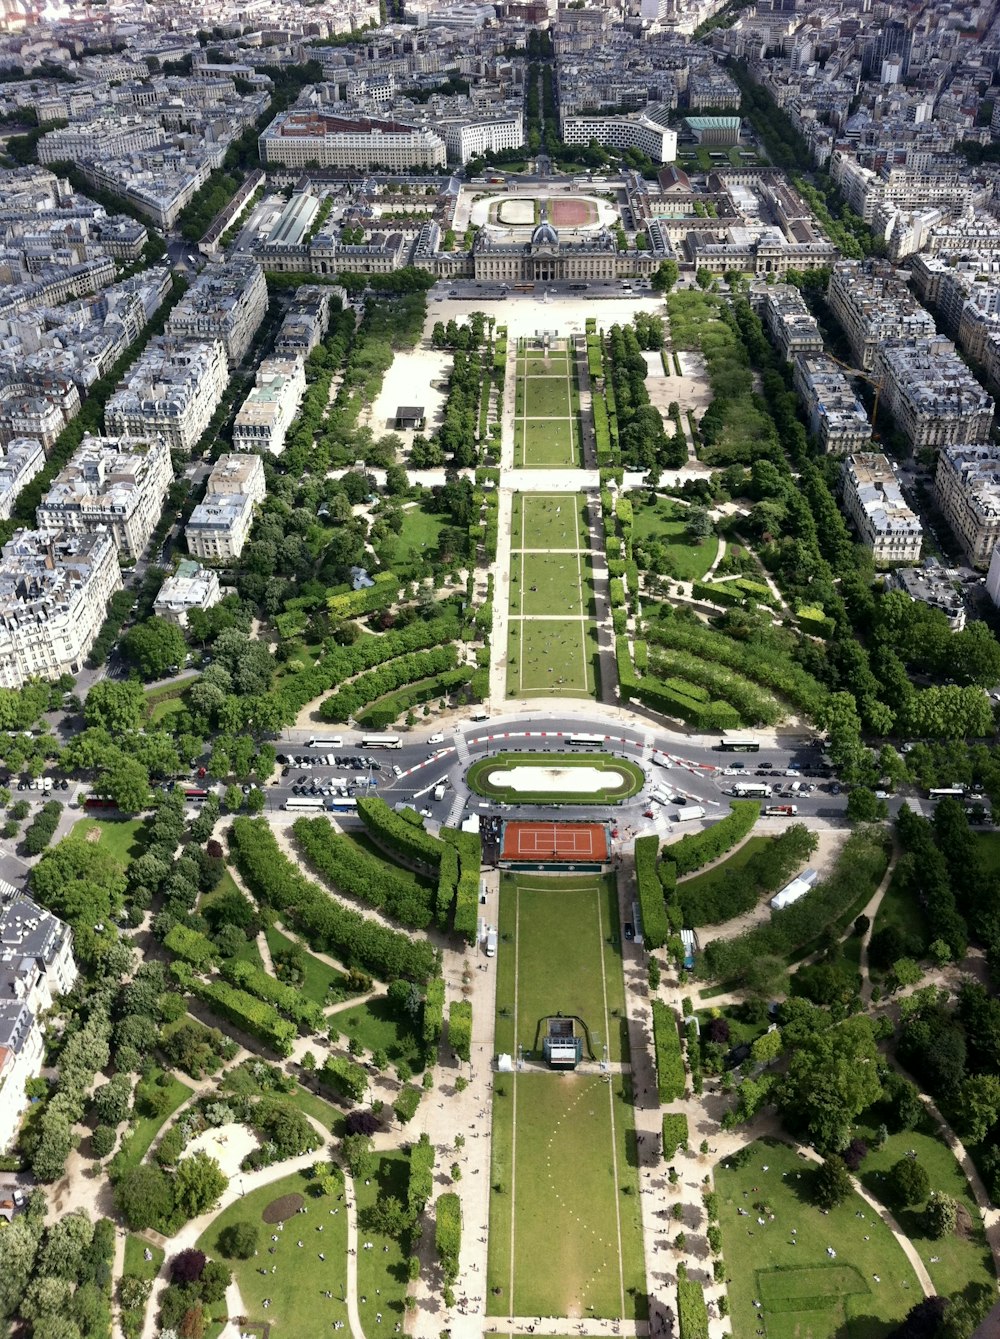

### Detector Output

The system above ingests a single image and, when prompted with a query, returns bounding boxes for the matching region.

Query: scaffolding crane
[824,351,883,431]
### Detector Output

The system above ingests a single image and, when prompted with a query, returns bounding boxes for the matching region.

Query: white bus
[361,734,402,749]
[327,798,358,814]
[282,797,327,810]
[567,734,606,748]
[928,786,966,798]
[732,782,770,798]
[308,736,343,749]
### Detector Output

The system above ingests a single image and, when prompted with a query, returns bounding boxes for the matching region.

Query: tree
[342,1133,377,1180]
[120,618,187,679]
[684,506,713,544]
[171,1249,207,1284]
[778,1016,883,1152]
[888,1156,930,1207]
[887,958,923,994]
[118,1275,152,1310]
[359,1194,413,1239]
[224,784,243,813]
[174,1151,227,1220]
[923,1191,957,1239]
[651,259,679,293]
[751,1029,783,1066]
[97,753,151,813]
[93,1073,133,1126]
[889,1297,948,1339]
[115,1164,175,1231]
[0,1219,39,1320]
[813,1155,852,1210]
[954,1073,1000,1145]
[847,787,888,823]
[92,1124,116,1158]
[83,680,146,733]
[199,1260,231,1306]
[38,1210,93,1279]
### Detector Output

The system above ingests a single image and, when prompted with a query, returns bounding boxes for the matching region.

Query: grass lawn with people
[506,618,597,697]
[716,1139,923,1339]
[512,551,594,617]
[517,418,578,468]
[354,1153,411,1335]
[198,1169,350,1339]
[511,492,588,550]
[525,375,572,419]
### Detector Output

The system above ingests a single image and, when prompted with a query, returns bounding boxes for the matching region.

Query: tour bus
[282,797,327,811]
[326,797,358,814]
[360,734,402,749]
[718,739,760,753]
[567,733,606,749]
[308,737,343,749]
[928,786,966,798]
[84,797,117,810]
[181,788,209,802]
[731,782,770,798]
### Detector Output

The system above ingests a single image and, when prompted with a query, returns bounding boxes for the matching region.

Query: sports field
[507,493,598,699]
[716,1139,923,1339]
[487,874,644,1319]
[514,341,582,468]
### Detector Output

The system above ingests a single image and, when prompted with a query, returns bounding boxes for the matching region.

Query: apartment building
[935,444,1000,569]
[165,259,268,368]
[232,358,306,457]
[560,111,678,164]
[185,453,265,562]
[875,338,995,451]
[827,261,936,370]
[259,112,447,170]
[0,374,81,450]
[105,338,229,454]
[441,110,523,165]
[791,356,871,453]
[154,559,222,627]
[37,115,164,166]
[273,286,334,359]
[841,453,922,564]
[35,434,173,559]
[687,63,741,111]
[0,886,77,1152]
[763,285,824,362]
[0,529,121,687]
[0,438,45,521]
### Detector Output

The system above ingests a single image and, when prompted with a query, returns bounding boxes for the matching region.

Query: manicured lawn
[265,925,347,1006]
[506,618,597,698]
[354,1153,411,1332]
[69,817,145,868]
[716,1138,922,1339]
[486,1072,645,1319]
[513,551,593,617]
[121,1236,164,1339]
[114,1067,193,1176]
[329,996,424,1073]
[150,695,187,726]
[198,1169,350,1339]
[976,831,1000,873]
[630,496,719,582]
[858,1125,995,1302]
[672,835,771,920]
[512,492,588,550]
[871,866,929,953]
[466,752,645,804]
[287,1083,346,1138]
[518,418,578,468]
[525,375,572,419]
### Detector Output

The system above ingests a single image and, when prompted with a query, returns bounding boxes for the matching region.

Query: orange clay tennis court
[500,821,609,864]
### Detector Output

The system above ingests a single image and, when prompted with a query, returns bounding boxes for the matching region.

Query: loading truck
[673,805,705,822]
[764,804,798,817]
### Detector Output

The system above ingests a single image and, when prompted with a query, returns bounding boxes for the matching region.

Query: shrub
[635,835,669,949]
[23,800,63,855]
[394,1085,422,1126]
[661,1112,688,1157]
[293,817,435,929]
[677,1277,709,1339]
[449,1000,472,1062]
[408,1133,434,1216]
[435,1192,461,1285]
[665,801,758,877]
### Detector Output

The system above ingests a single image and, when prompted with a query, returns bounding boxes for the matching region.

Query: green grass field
[515,342,582,467]
[517,418,578,468]
[512,493,588,550]
[716,1139,922,1339]
[198,1169,350,1338]
[353,1153,411,1331]
[466,752,645,805]
[630,496,719,582]
[513,552,594,617]
[506,618,598,697]
[329,996,424,1073]
[113,1067,193,1177]
[487,874,643,1318]
[264,925,347,1005]
[870,865,929,958]
[526,376,572,419]
[69,817,145,868]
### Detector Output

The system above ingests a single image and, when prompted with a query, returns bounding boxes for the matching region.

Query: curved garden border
[465,751,645,804]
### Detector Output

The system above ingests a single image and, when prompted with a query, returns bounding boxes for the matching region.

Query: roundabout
[466,750,645,804]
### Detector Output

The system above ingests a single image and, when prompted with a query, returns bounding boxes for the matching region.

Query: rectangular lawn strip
[264,925,347,1006]
[716,1139,923,1339]
[521,418,577,467]
[122,1236,164,1339]
[598,877,631,1064]
[198,1168,350,1339]
[525,375,572,419]
[506,618,596,697]
[518,551,592,617]
[857,1125,995,1301]
[506,1074,634,1319]
[353,1152,411,1331]
[486,1063,515,1313]
[114,1067,193,1176]
[330,996,424,1073]
[69,817,146,868]
[516,493,587,551]
[609,1073,647,1316]
[508,874,627,1063]
[976,831,1000,873]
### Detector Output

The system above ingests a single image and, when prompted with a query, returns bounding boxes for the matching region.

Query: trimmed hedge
[327,570,399,620]
[435,1191,461,1284]
[662,1112,689,1158]
[293,817,435,929]
[652,1001,685,1102]
[408,1133,434,1215]
[190,979,296,1057]
[616,635,637,692]
[322,1054,367,1102]
[635,677,741,731]
[221,958,325,1034]
[676,823,816,927]
[677,1277,709,1339]
[665,801,758,877]
[229,819,438,982]
[635,835,669,949]
[394,1083,423,1125]
[648,647,780,725]
[356,666,472,731]
[423,977,445,1049]
[164,923,218,968]
[443,827,481,942]
[449,1000,472,1061]
[436,846,459,931]
[356,795,446,870]
[321,646,458,723]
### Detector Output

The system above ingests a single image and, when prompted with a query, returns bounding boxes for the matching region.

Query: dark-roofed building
[394,405,426,430]
[657,164,691,193]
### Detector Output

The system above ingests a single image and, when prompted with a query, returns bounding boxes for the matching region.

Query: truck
[731,782,770,798]
[764,805,798,817]
[485,926,498,957]
[673,805,705,822]
[432,782,447,801]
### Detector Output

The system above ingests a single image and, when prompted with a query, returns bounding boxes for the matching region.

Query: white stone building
[105,338,229,453]
[165,260,268,368]
[185,453,265,562]
[841,453,922,564]
[935,444,1000,569]
[0,438,45,521]
[153,559,222,627]
[232,358,306,457]
[259,112,447,171]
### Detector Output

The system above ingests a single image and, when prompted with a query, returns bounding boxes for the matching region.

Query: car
[281,766,290,778]
[831,783,841,796]
[874,789,888,799]
[276,754,288,764]
[419,808,433,818]
[16,781,25,790]
[623,923,635,941]
[675,795,687,804]
[59,779,68,790]
[11,1189,24,1207]
[392,764,403,777]
[428,733,444,744]
[643,808,655,818]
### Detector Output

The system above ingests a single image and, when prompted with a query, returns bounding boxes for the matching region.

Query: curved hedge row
[229,818,438,982]
[357,795,446,870]
[190,978,297,1056]
[648,647,781,726]
[222,958,325,1033]
[675,824,816,928]
[292,817,435,929]
[320,646,459,723]
[664,801,759,877]
[635,677,741,731]
[652,1001,685,1102]
[356,665,472,731]
[635,835,669,950]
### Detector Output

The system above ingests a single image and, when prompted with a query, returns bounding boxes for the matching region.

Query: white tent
[497,1053,513,1072]
[770,867,818,911]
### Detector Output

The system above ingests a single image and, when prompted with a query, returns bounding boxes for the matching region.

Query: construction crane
[824,351,883,431]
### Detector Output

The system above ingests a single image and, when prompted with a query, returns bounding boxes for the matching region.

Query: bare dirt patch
[262,1192,304,1224]
[550,197,598,227]
[85,827,102,844]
